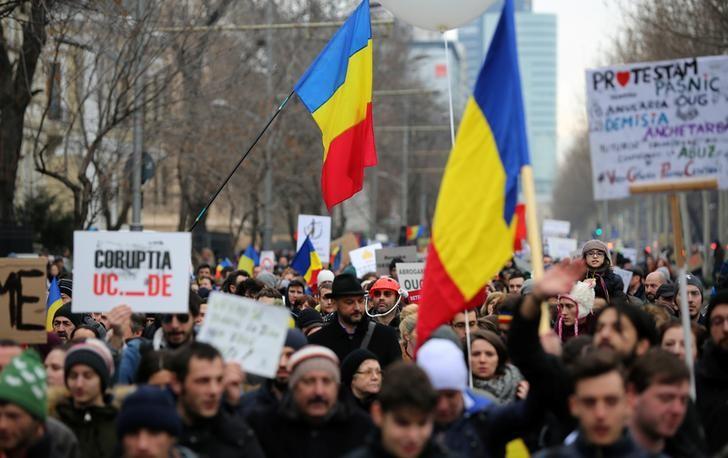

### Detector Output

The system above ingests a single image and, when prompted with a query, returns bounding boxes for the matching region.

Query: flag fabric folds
[46,277,63,331]
[238,245,259,275]
[215,258,233,280]
[330,244,342,272]
[406,225,425,242]
[294,0,377,211]
[417,0,531,347]
[292,236,323,285]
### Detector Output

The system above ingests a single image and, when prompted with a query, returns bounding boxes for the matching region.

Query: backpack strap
[360,321,376,350]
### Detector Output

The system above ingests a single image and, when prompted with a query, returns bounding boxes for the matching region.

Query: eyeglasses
[710,315,728,328]
[162,314,190,324]
[586,250,605,258]
[370,290,395,298]
[452,321,477,329]
[355,368,382,377]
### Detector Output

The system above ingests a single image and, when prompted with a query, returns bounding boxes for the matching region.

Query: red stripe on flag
[321,102,376,210]
[416,243,485,351]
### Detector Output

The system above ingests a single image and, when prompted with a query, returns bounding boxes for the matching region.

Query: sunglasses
[162,314,190,324]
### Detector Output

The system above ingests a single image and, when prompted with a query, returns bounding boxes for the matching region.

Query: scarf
[472,363,523,404]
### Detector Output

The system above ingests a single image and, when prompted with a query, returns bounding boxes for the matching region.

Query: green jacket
[52,395,118,458]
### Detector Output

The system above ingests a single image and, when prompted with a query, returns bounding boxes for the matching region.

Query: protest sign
[396,262,425,292]
[621,247,638,264]
[197,292,289,378]
[260,251,275,273]
[72,231,191,313]
[0,258,47,344]
[586,56,728,200]
[375,246,417,275]
[297,215,332,263]
[613,267,634,293]
[349,243,383,278]
[545,237,578,260]
[542,219,571,237]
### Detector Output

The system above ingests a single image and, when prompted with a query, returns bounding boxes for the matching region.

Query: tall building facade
[459,0,556,201]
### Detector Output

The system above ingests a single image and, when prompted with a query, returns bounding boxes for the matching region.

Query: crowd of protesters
[1,239,727,457]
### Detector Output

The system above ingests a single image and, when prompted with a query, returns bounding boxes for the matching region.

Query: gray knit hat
[582,239,611,265]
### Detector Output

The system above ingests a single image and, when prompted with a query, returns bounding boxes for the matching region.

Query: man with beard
[0,351,80,458]
[51,304,83,343]
[153,291,201,350]
[170,342,264,458]
[674,274,704,324]
[696,290,728,454]
[366,277,402,329]
[309,274,401,367]
[627,349,694,456]
[248,346,373,458]
[237,329,307,419]
[644,271,667,304]
[592,304,657,365]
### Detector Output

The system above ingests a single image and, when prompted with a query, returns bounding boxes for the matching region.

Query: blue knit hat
[117,386,182,438]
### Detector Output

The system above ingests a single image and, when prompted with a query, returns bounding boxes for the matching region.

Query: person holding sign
[309,274,402,368]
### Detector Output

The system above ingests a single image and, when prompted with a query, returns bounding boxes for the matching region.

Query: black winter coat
[248,397,374,458]
[533,429,657,458]
[53,396,118,458]
[695,340,728,454]
[308,315,402,367]
[179,407,264,458]
[584,268,625,304]
[344,431,454,458]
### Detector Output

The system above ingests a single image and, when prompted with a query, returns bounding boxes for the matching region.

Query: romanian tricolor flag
[46,277,63,331]
[417,0,530,347]
[294,0,377,211]
[238,245,259,276]
[292,236,323,286]
[330,244,342,272]
[406,225,424,242]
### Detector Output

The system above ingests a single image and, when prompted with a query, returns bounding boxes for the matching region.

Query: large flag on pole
[417,0,531,347]
[46,277,63,331]
[291,236,323,285]
[294,0,377,211]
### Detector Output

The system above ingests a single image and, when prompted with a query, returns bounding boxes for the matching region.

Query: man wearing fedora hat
[309,274,401,367]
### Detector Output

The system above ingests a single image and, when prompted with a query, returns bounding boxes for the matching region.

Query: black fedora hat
[325,274,366,299]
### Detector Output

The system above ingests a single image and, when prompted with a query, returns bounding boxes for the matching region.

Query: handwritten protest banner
[197,292,290,378]
[0,258,47,343]
[349,243,382,278]
[586,56,728,200]
[297,214,332,263]
[545,237,578,260]
[72,231,191,313]
[396,262,425,302]
[375,246,417,275]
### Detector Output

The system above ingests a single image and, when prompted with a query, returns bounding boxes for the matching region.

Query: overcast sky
[532,0,624,160]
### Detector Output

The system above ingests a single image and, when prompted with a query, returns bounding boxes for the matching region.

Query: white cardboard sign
[297,214,332,263]
[545,237,578,260]
[72,231,190,313]
[396,262,425,292]
[349,243,383,278]
[621,248,638,264]
[197,292,290,378]
[375,246,418,275]
[613,267,633,294]
[586,56,728,200]
[260,250,275,273]
[542,219,571,237]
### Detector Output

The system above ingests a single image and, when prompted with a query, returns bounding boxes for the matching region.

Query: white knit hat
[317,269,335,287]
[416,338,467,392]
[563,281,595,319]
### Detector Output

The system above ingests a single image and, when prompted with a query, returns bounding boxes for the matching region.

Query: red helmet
[369,276,400,293]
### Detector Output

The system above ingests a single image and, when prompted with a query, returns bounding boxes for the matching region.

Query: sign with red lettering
[72,231,191,313]
[586,56,728,199]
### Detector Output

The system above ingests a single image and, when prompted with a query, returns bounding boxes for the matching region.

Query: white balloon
[378,0,498,32]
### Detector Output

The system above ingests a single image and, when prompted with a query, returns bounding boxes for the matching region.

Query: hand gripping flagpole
[188,90,295,232]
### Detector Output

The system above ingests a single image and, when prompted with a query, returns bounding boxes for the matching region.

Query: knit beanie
[288,345,340,388]
[582,239,611,265]
[340,349,378,389]
[64,339,115,391]
[416,338,467,392]
[0,350,47,421]
[53,303,83,327]
[684,274,704,300]
[256,271,278,289]
[317,270,335,288]
[58,278,73,298]
[117,386,182,439]
[297,308,324,330]
[285,328,308,351]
